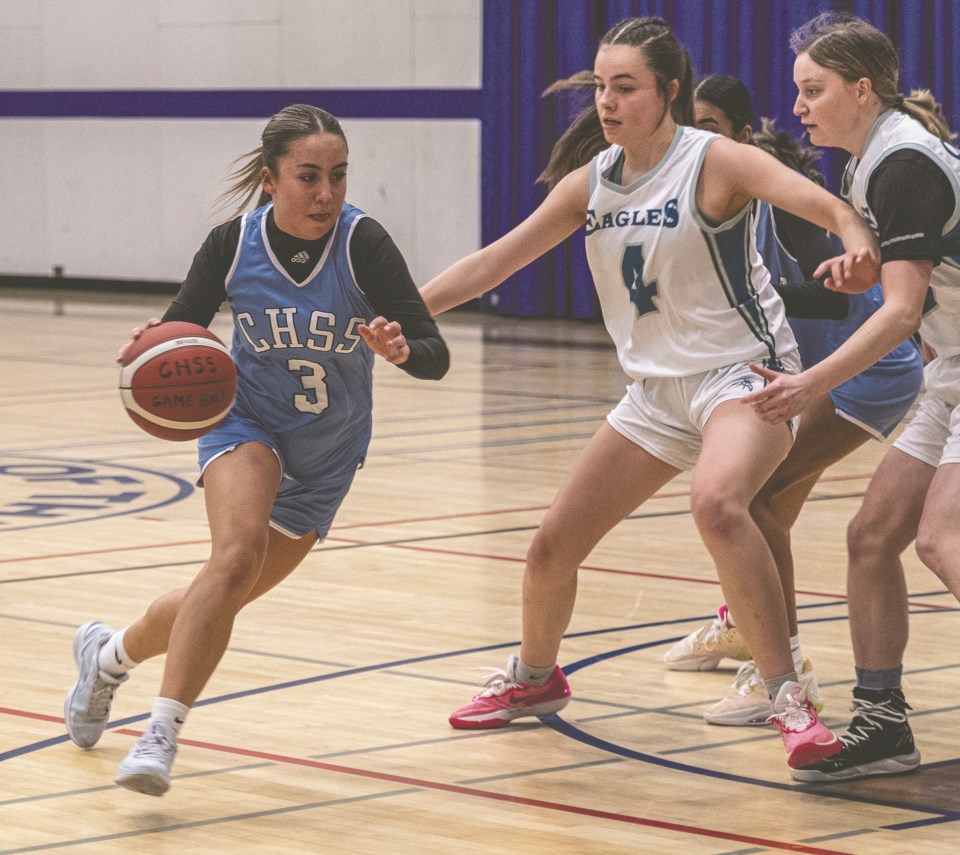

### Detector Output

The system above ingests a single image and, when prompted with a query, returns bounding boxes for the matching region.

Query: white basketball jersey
[585,126,796,379]
[842,110,960,358]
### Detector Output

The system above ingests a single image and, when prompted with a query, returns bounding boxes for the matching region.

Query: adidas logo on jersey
[291,251,310,264]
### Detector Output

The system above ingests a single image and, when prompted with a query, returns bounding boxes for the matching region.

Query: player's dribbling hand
[358,316,410,365]
[117,317,163,363]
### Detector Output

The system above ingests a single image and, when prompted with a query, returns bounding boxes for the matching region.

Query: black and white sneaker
[791,687,920,782]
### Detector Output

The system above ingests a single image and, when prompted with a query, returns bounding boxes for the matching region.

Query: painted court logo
[0,458,194,532]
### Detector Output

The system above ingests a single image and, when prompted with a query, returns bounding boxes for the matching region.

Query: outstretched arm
[700,140,880,293]
[420,165,590,316]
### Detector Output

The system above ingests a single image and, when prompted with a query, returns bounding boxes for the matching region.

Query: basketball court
[1,287,958,854]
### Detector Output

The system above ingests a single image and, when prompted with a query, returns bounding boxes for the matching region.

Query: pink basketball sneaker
[449,656,571,729]
[770,681,841,769]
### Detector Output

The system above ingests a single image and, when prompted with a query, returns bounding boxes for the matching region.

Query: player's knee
[691,490,745,542]
[915,523,953,580]
[526,529,574,580]
[847,508,899,563]
[207,540,268,601]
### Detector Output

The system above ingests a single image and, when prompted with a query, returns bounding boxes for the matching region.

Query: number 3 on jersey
[288,358,329,414]
[621,244,659,316]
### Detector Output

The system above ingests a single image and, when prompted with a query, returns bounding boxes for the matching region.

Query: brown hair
[219,104,348,217]
[695,74,754,136]
[791,12,956,142]
[539,17,694,188]
[751,117,824,185]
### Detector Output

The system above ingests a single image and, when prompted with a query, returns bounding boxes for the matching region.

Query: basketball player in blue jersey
[664,76,923,728]
[741,13,960,782]
[421,17,880,773]
[63,104,449,796]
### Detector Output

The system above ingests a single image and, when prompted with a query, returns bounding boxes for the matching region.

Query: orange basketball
[118,322,237,441]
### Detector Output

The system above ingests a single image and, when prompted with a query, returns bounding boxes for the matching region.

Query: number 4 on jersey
[621,244,659,316]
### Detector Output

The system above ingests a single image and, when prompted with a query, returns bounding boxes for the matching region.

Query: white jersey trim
[858,142,960,236]
[597,127,685,195]
[687,138,753,235]
[224,211,248,289]
[343,212,367,296]
[258,202,339,289]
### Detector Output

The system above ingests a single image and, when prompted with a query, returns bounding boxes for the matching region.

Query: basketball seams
[117,322,236,441]
[119,393,233,432]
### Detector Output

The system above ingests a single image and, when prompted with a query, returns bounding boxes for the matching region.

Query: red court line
[3,526,948,613]
[346,540,952,612]
[0,707,64,724]
[111,728,854,855]
[2,473,876,566]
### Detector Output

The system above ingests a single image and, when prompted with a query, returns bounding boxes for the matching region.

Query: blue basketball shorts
[828,352,923,440]
[197,408,366,540]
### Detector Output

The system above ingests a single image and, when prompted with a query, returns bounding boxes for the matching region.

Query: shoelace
[85,676,119,720]
[472,666,521,698]
[691,617,731,652]
[730,661,763,697]
[769,693,814,732]
[131,727,175,760]
[841,696,909,747]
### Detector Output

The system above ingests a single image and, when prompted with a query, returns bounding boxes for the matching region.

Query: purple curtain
[480,0,960,318]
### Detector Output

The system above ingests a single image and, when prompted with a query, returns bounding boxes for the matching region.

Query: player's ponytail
[220,147,269,216]
[537,72,606,190]
[218,104,348,218]
[539,17,693,189]
[751,118,824,185]
[901,89,957,143]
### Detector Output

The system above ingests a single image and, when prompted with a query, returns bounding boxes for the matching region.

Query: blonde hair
[791,12,956,142]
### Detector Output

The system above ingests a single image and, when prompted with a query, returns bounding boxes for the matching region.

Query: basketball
[118,322,237,441]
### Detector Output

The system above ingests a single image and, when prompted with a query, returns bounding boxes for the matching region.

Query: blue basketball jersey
[754,200,922,436]
[222,202,375,471]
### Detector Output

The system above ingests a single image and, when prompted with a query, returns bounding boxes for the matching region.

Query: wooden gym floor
[1,286,958,854]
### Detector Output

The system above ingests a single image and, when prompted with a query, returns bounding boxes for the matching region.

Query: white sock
[789,635,804,673]
[97,628,139,678]
[148,697,189,737]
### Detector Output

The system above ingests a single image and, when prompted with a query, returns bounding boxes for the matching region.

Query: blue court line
[0,88,481,120]
[5,596,959,825]
[0,610,778,763]
[548,636,960,826]
[0,504,701,585]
